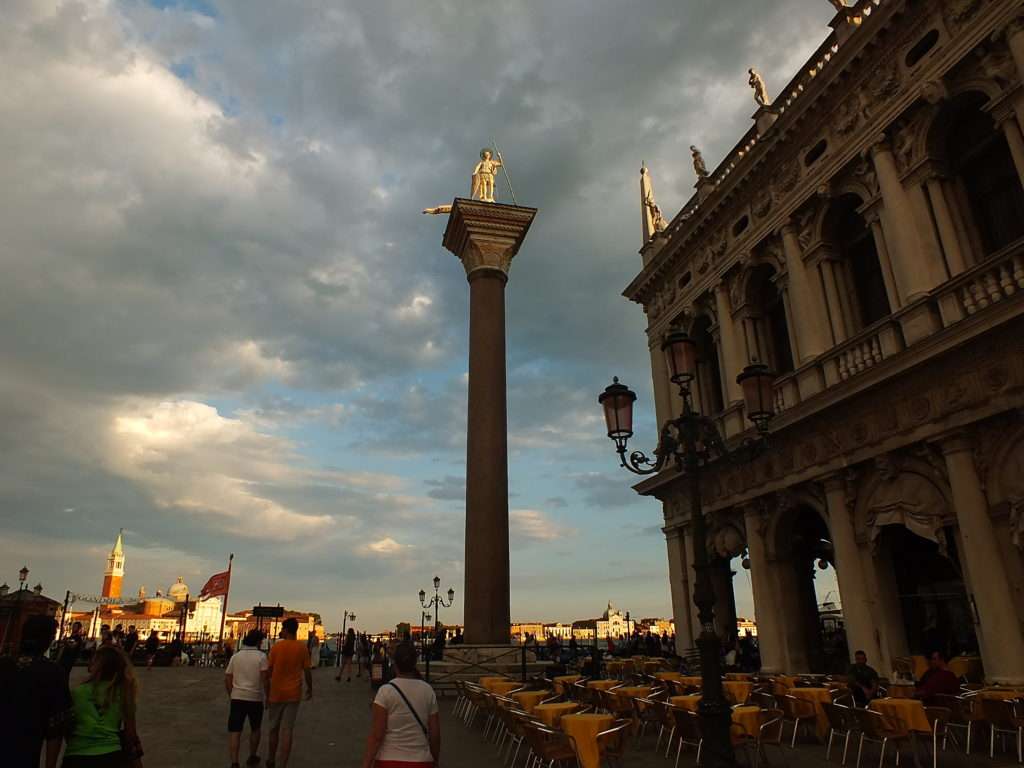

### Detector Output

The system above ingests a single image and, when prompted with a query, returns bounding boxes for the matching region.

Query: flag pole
[217,553,233,650]
[491,137,518,206]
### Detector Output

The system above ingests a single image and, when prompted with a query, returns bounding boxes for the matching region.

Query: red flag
[199,569,230,598]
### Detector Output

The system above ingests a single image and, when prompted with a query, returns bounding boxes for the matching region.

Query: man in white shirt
[225,630,270,768]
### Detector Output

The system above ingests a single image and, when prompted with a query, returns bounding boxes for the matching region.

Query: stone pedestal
[442,199,537,645]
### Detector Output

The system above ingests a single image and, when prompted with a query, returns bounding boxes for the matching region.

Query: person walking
[0,615,71,768]
[265,617,312,768]
[58,621,86,683]
[226,629,269,768]
[144,630,159,669]
[63,645,144,768]
[123,627,139,658]
[337,627,355,683]
[357,633,370,679]
[360,642,440,768]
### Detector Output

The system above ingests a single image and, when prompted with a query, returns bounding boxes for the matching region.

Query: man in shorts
[225,629,269,768]
[265,618,312,768]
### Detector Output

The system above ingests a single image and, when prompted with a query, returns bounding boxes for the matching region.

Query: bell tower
[101,529,125,599]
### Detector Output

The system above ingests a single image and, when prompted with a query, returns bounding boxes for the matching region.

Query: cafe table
[488,680,523,696]
[560,712,615,768]
[787,687,833,741]
[968,689,1024,721]
[616,685,653,698]
[533,701,579,728]
[670,694,703,712]
[655,671,684,681]
[479,676,509,691]
[552,674,582,695]
[679,676,704,687]
[725,673,754,681]
[730,706,764,743]
[772,675,799,695]
[587,679,620,691]
[870,698,931,733]
[643,660,664,675]
[888,684,916,699]
[723,680,755,705]
[510,689,551,714]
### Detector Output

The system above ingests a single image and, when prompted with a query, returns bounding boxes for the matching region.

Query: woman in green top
[63,645,143,767]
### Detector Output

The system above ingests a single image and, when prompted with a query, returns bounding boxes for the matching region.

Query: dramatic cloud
[0,0,837,627]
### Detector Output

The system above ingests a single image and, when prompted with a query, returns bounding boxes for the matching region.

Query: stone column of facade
[681,526,703,644]
[442,199,537,645]
[649,342,673,428]
[865,209,902,310]
[870,140,941,301]
[665,526,696,653]
[780,224,830,360]
[743,506,787,673]
[924,177,968,277]
[905,181,949,285]
[713,281,744,403]
[1007,17,1024,93]
[818,259,850,343]
[822,475,883,665]
[999,116,1024,191]
[940,435,1024,684]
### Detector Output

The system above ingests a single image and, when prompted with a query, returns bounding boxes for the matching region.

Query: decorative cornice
[442,198,538,278]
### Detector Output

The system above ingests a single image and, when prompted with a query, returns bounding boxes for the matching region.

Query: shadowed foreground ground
[56,666,1020,768]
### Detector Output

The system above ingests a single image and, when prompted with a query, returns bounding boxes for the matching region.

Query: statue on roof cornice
[826,0,849,12]
[748,68,771,109]
[690,146,709,179]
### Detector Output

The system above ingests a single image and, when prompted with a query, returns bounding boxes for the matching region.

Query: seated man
[846,650,879,706]
[915,650,960,704]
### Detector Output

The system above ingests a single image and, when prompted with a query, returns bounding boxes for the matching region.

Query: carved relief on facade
[775,159,802,200]
[981,420,1024,550]
[752,189,773,219]
[835,94,864,136]
[872,59,902,100]
[707,520,747,560]
[943,0,984,28]
[855,453,956,553]
[892,108,932,174]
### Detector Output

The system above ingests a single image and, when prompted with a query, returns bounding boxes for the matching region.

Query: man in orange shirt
[265,618,312,768]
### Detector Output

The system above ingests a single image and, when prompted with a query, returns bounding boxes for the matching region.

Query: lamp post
[419,576,455,647]
[420,611,432,659]
[598,331,776,768]
[335,610,356,680]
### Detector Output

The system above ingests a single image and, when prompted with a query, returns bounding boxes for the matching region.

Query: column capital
[868,135,894,157]
[442,198,538,278]
[778,221,800,240]
[1008,14,1024,39]
[935,431,975,457]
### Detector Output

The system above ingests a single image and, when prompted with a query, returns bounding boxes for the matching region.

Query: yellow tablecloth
[655,671,684,681]
[643,661,663,675]
[723,681,754,705]
[615,685,653,699]
[534,702,579,727]
[888,684,916,699]
[787,687,833,741]
[606,660,624,676]
[772,675,799,695]
[479,676,509,691]
[948,655,983,681]
[726,673,754,681]
[670,694,702,712]
[488,681,522,696]
[871,698,930,734]
[561,713,615,768]
[510,689,551,713]
[974,688,1024,700]
[679,676,704,687]
[552,674,582,694]
[587,679,619,691]
[731,705,764,742]
[910,656,929,680]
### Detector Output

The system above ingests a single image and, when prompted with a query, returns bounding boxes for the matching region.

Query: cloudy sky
[0,0,839,632]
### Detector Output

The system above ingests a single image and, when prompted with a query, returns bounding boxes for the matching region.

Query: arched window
[944,93,1024,255]
[744,264,795,375]
[823,194,891,331]
[692,315,725,416]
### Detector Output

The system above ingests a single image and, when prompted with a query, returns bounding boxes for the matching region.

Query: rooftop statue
[471,148,504,203]
[748,67,770,108]
[827,0,849,11]
[691,145,710,179]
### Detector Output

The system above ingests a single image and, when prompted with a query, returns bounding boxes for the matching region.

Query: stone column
[682,526,703,644]
[713,281,744,403]
[905,181,949,285]
[818,259,850,343]
[866,210,901,310]
[649,342,674,428]
[925,177,968,277]
[1007,17,1024,87]
[743,506,787,673]
[780,225,830,360]
[870,140,938,301]
[443,198,537,645]
[666,526,696,653]
[1000,117,1024,191]
[822,475,883,665]
[940,435,1024,684]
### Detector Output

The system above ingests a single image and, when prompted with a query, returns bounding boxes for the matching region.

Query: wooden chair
[596,718,633,767]
[670,709,703,768]
[823,701,859,766]
[734,708,787,768]
[851,708,910,768]
[982,698,1024,763]
[633,696,665,743]
[932,694,973,754]
[780,694,818,747]
[923,706,951,768]
[752,691,778,710]
[520,721,578,768]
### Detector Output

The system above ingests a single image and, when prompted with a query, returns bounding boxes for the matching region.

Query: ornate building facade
[626,0,1024,683]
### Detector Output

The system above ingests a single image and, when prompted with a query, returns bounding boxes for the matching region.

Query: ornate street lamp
[599,335,776,768]
[419,576,455,647]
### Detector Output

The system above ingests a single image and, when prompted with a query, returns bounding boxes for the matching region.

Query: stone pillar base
[898,300,942,346]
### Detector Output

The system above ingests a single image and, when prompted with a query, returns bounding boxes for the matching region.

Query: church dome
[167,576,190,602]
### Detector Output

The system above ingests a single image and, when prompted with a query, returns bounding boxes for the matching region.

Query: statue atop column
[691,145,710,179]
[471,148,504,203]
[748,68,771,109]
